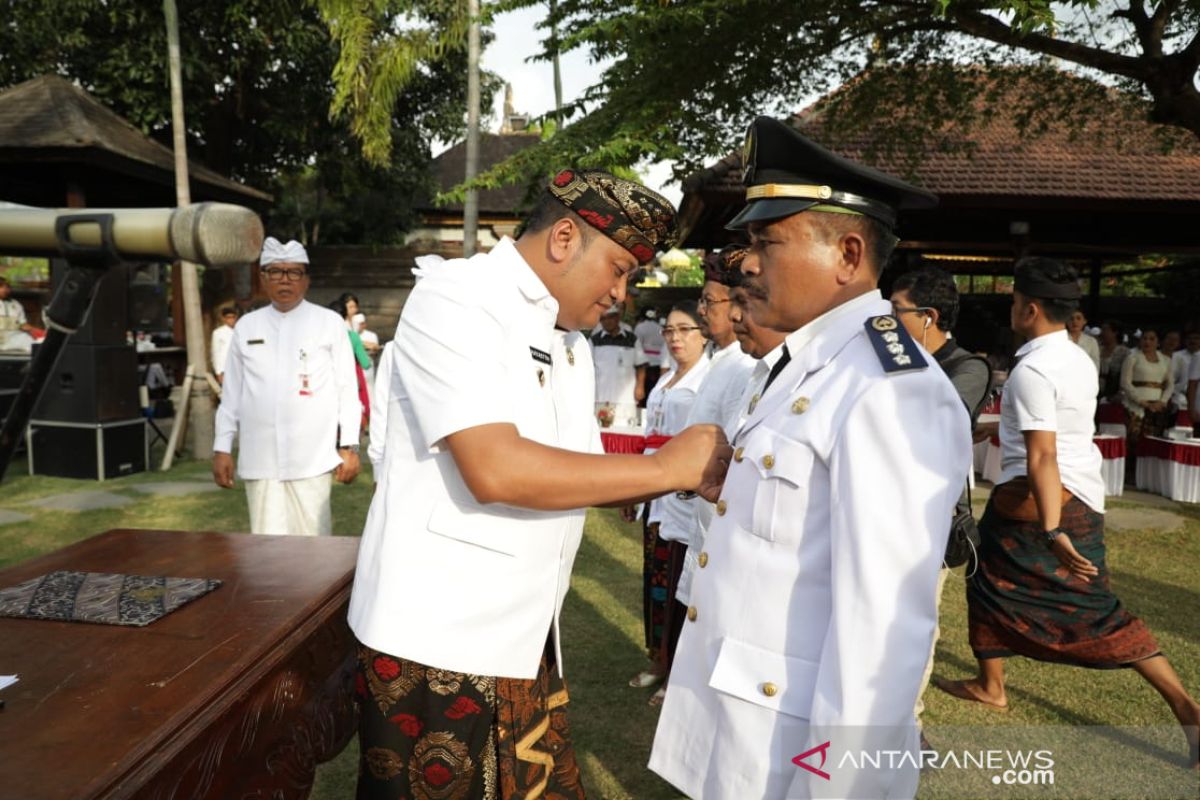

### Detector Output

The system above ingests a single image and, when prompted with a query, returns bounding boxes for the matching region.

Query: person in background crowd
[936,257,1200,768]
[0,276,34,353]
[338,291,361,320]
[347,169,729,800]
[890,266,991,745]
[592,303,645,427]
[671,247,757,676]
[352,312,381,355]
[1067,309,1100,372]
[625,300,711,705]
[1171,328,1200,415]
[1098,320,1130,401]
[652,117,970,800]
[1120,328,1173,439]
[329,298,371,430]
[1188,328,1200,434]
[210,306,238,385]
[1161,330,1181,360]
[635,306,666,405]
[212,237,361,535]
[351,311,381,404]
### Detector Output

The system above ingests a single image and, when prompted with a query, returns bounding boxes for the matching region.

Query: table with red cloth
[1135,436,1200,503]
[978,433,1125,497]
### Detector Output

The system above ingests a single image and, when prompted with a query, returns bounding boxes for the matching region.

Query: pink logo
[792,741,832,781]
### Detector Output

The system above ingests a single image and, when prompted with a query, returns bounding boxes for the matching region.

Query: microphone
[0,202,264,268]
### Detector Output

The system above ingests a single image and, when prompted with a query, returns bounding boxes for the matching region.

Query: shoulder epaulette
[864,315,928,374]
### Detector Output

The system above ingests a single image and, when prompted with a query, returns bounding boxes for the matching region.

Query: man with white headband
[212,236,361,535]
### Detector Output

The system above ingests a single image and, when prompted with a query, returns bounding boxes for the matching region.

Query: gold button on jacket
[698,552,709,568]
[715,500,727,516]
[761,682,778,697]
[733,447,744,463]
[686,606,698,622]
[762,454,775,469]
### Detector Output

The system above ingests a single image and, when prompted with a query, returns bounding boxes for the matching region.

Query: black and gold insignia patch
[865,315,927,374]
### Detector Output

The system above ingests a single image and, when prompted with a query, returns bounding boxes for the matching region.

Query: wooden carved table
[0,529,360,799]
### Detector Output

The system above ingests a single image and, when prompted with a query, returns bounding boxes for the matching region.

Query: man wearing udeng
[349,170,730,799]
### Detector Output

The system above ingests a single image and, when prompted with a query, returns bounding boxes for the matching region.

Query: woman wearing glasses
[628,300,711,704]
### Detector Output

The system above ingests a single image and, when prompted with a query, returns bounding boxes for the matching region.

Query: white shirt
[674,339,756,604]
[1190,349,1200,384]
[650,290,970,800]
[635,317,666,365]
[1170,350,1195,408]
[591,328,643,422]
[348,237,602,679]
[210,323,234,376]
[0,297,27,330]
[213,300,361,481]
[998,329,1105,513]
[367,341,396,470]
[1070,331,1100,372]
[645,357,711,540]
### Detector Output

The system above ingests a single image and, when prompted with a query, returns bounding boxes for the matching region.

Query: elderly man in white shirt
[347,170,730,800]
[212,237,361,535]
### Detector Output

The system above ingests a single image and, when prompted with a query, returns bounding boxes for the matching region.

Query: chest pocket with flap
[740,431,815,542]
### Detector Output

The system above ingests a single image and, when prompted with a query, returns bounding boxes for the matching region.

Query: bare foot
[932,676,1009,711]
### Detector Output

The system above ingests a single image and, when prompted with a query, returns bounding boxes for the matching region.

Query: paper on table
[0,675,18,691]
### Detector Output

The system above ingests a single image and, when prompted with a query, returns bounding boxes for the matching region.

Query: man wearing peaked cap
[650,117,972,800]
[212,237,362,535]
[348,170,731,799]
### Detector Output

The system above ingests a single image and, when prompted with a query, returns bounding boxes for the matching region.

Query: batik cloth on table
[355,639,585,800]
[967,497,1160,668]
[0,570,222,627]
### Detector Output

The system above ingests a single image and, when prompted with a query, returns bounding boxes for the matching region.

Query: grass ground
[2,462,1198,799]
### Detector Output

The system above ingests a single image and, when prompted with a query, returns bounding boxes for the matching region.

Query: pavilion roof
[0,75,271,208]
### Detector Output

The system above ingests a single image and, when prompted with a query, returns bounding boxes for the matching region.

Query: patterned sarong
[355,640,585,800]
[641,519,687,661]
[967,496,1160,668]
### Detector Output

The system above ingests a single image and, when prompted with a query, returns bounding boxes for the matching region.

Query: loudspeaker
[128,263,170,331]
[27,418,147,480]
[32,343,140,423]
[50,259,128,345]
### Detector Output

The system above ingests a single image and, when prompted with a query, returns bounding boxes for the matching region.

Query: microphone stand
[0,214,125,483]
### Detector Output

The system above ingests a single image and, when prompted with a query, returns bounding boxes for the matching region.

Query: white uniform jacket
[347,238,602,679]
[213,300,360,480]
[650,291,971,800]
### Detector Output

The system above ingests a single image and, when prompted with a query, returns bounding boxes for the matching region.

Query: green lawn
[2,462,1198,799]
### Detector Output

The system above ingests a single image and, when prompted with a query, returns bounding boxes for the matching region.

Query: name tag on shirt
[529,346,552,365]
[247,338,265,345]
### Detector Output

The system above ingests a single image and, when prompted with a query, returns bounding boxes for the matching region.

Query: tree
[442,0,1200,194]
[0,0,474,243]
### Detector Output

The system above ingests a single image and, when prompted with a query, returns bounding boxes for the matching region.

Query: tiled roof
[684,69,1200,203]
[0,75,271,205]
[420,132,542,216]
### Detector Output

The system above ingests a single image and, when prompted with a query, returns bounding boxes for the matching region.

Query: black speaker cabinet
[129,263,170,331]
[0,354,28,390]
[32,344,140,423]
[27,418,147,480]
[50,259,128,345]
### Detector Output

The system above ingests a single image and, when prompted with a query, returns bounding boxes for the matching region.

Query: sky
[459,4,682,205]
